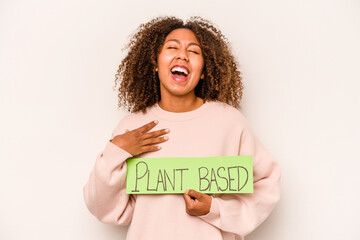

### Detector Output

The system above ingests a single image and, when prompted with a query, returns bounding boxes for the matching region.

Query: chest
[141,120,241,158]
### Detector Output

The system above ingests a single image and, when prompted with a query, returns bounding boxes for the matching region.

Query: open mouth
[170,66,189,81]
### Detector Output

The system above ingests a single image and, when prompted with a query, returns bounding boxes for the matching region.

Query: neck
[158,95,204,113]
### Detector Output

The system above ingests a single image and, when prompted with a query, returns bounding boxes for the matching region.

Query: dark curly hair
[115,16,243,113]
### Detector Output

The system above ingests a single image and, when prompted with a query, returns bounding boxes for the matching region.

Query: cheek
[194,57,204,74]
[157,52,174,67]
[194,52,204,64]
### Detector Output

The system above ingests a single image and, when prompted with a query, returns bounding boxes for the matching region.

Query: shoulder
[206,101,248,126]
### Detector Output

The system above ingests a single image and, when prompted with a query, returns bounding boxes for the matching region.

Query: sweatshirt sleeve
[83,136,134,226]
[199,125,281,236]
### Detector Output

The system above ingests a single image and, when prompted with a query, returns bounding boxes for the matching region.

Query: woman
[84,16,280,240]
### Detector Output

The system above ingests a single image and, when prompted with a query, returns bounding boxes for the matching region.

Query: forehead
[164,28,200,45]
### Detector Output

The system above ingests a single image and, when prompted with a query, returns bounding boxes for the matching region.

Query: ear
[200,73,204,79]
[155,67,158,72]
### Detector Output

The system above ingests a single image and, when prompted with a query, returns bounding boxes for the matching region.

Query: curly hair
[115,16,243,113]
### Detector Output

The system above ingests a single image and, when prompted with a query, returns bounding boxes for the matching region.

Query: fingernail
[165,128,170,133]
[185,189,189,194]
[163,136,169,140]
[154,120,159,124]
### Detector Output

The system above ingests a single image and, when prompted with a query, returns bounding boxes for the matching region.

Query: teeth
[171,66,189,75]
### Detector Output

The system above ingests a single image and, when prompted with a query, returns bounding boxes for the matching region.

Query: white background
[1,0,359,239]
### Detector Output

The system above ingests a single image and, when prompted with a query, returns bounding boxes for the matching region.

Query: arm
[83,141,134,225]
[83,120,170,225]
[200,150,280,236]
[186,126,281,236]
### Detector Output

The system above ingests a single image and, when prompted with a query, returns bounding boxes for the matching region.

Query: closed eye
[189,50,199,54]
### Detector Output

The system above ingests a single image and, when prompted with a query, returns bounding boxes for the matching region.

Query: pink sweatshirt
[84,101,281,240]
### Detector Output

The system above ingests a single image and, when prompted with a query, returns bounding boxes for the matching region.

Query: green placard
[126,156,253,194]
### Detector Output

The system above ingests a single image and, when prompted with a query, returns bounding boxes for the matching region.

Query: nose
[177,48,189,62]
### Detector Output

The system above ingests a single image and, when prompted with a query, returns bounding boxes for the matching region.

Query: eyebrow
[165,39,201,48]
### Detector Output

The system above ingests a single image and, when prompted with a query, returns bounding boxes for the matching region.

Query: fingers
[183,189,200,211]
[183,190,201,216]
[186,189,204,200]
[183,192,194,208]
[139,145,162,154]
[120,120,169,156]
[134,120,158,134]
[141,128,170,140]
[183,189,212,216]
[141,136,169,146]
[132,122,170,145]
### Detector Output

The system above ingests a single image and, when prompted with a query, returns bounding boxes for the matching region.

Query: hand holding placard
[183,189,212,216]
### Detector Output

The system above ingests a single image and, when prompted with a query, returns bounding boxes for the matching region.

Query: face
[157,28,204,100]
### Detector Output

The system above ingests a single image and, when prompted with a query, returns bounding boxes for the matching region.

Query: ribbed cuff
[199,197,220,225]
